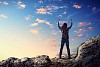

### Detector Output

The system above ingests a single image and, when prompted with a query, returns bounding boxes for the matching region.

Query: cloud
[67,12,78,19]
[30,29,39,34]
[31,23,38,26]
[50,44,57,47]
[31,18,53,28]
[74,27,93,34]
[36,18,45,23]
[92,7,96,12]
[78,22,91,27]
[62,10,67,14]
[0,14,7,19]
[58,14,62,17]
[25,15,32,21]
[44,38,56,46]
[51,30,57,35]
[45,21,53,28]
[73,4,81,9]
[36,5,67,15]
[17,1,26,8]
[38,0,43,4]
[87,27,93,31]
[74,28,85,33]
[36,7,52,15]
[75,34,86,38]
[0,1,9,5]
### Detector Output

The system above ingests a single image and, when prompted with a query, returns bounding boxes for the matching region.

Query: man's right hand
[58,19,60,22]
[71,19,72,22]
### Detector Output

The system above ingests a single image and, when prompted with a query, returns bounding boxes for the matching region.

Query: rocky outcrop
[72,35,100,67]
[0,35,100,67]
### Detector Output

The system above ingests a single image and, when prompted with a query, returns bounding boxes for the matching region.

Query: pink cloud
[78,22,86,27]
[44,38,56,45]
[74,27,93,34]
[78,22,91,27]
[87,27,93,31]
[50,44,57,47]
[74,28,88,33]
[75,34,86,38]
[73,4,81,9]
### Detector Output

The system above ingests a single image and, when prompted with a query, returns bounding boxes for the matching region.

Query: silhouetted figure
[58,19,73,59]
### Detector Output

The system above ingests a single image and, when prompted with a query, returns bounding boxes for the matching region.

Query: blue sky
[0,0,100,60]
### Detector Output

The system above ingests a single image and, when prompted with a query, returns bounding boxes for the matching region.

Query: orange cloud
[31,23,38,26]
[50,44,57,47]
[31,18,53,28]
[36,18,45,23]
[73,4,81,9]
[30,29,39,34]
[44,38,56,45]
[51,30,57,35]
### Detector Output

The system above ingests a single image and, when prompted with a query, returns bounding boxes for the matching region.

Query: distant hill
[0,35,100,67]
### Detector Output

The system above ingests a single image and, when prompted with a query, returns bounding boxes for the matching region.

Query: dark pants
[59,39,70,59]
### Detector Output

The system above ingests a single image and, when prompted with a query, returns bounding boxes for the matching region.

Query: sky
[0,0,100,60]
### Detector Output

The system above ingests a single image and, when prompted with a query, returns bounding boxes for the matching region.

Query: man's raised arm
[68,19,73,29]
[58,20,61,30]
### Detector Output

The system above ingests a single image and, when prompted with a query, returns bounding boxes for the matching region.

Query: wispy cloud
[75,34,86,38]
[38,0,43,4]
[73,4,81,9]
[0,1,9,5]
[51,30,57,35]
[36,7,52,15]
[17,1,26,8]
[87,27,93,31]
[36,18,45,23]
[78,22,91,27]
[67,12,78,19]
[31,18,53,28]
[44,38,57,47]
[50,44,57,47]
[31,23,38,26]
[30,29,39,34]
[62,10,67,14]
[0,14,7,19]
[74,27,93,34]
[36,5,67,15]
[74,28,85,33]
[92,7,96,12]
[45,21,53,27]
[25,15,32,21]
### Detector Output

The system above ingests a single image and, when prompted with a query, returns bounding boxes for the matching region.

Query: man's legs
[66,39,71,59]
[59,39,64,59]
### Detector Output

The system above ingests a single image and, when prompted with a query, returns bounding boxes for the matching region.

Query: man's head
[62,23,67,29]
[63,23,67,26]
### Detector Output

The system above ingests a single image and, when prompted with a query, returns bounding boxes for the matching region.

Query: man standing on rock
[58,19,73,59]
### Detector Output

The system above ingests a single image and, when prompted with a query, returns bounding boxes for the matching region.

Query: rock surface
[0,35,100,67]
